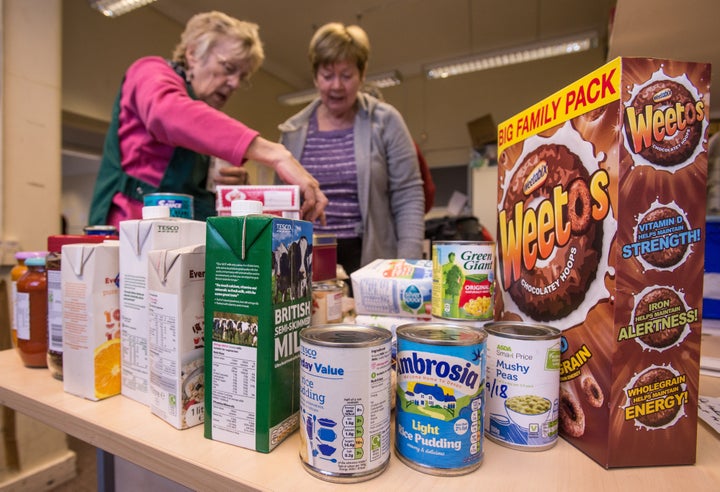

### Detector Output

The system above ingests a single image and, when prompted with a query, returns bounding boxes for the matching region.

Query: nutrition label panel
[211,343,257,441]
[342,404,365,460]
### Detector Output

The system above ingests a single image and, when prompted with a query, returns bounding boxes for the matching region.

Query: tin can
[484,321,561,451]
[299,324,392,483]
[395,322,486,475]
[431,241,495,320]
[311,281,343,325]
[143,193,194,219]
[83,225,118,236]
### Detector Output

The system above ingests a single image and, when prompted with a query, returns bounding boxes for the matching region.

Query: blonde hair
[308,22,370,76]
[172,11,265,77]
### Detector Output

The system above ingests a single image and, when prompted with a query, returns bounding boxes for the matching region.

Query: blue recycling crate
[704,217,720,318]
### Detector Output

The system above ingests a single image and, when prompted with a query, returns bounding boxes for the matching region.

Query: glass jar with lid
[10,251,47,348]
[15,256,48,367]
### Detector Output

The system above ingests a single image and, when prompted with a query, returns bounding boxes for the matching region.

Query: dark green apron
[88,72,216,225]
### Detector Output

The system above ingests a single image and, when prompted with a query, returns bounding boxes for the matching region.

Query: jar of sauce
[10,251,47,348]
[15,256,48,367]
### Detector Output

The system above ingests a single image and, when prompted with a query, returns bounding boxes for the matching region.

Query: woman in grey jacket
[278,22,425,277]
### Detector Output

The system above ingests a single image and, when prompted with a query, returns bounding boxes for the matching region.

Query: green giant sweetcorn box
[204,213,313,452]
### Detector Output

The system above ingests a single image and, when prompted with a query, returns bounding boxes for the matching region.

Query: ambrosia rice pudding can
[299,324,393,483]
[395,322,487,475]
[143,193,194,219]
[484,321,561,451]
[432,241,495,321]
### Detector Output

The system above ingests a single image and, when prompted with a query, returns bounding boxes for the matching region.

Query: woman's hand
[214,165,249,186]
[245,137,328,224]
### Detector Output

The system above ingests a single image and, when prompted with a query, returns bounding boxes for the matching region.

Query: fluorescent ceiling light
[278,88,318,106]
[88,0,157,17]
[278,70,403,106]
[367,70,403,89]
[425,32,599,80]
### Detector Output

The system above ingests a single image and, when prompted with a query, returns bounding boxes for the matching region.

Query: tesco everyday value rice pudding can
[484,321,561,451]
[395,323,486,475]
[299,324,392,483]
[432,241,495,321]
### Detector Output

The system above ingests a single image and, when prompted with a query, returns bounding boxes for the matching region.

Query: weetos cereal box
[204,214,313,452]
[495,57,710,468]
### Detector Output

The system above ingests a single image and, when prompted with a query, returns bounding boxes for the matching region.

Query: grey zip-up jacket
[278,93,425,267]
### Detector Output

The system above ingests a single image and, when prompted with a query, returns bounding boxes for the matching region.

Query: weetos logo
[624,91,705,155]
[498,170,610,287]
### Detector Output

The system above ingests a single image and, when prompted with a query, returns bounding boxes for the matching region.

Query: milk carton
[119,206,205,405]
[148,243,206,429]
[204,212,313,452]
[62,241,120,401]
[351,259,433,318]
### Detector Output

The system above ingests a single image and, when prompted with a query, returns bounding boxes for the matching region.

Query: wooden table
[1,334,719,491]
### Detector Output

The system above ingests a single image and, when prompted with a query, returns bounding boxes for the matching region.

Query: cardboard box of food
[215,185,300,217]
[147,243,206,429]
[62,241,120,401]
[351,259,433,318]
[119,216,205,405]
[495,57,710,467]
[204,213,313,452]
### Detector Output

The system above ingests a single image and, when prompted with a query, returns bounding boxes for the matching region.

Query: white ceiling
[608,0,720,118]
[151,0,616,91]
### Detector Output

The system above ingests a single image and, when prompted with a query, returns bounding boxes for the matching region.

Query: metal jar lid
[397,322,487,346]
[483,321,560,340]
[300,324,391,347]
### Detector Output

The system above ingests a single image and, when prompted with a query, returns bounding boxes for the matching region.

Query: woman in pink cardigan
[89,11,326,227]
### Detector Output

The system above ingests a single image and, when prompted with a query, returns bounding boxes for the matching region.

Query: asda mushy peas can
[432,241,495,321]
[395,323,486,475]
[299,324,392,483]
[484,321,561,451]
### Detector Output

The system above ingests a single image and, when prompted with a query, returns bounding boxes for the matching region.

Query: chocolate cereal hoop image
[630,285,691,351]
[623,69,707,170]
[633,202,694,271]
[497,122,613,325]
[559,387,585,438]
[622,365,687,430]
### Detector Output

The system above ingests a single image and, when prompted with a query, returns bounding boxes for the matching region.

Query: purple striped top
[300,113,361,238]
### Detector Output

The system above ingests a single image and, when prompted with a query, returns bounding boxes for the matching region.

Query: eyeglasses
[214,53,253,90]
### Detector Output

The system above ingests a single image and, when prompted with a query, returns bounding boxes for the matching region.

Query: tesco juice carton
[62,241,120,401]
[119,206,205,405]
[148,243,206,429]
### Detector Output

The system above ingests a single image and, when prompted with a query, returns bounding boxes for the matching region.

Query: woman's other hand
[214,165,249,186]
[245,136,328,224]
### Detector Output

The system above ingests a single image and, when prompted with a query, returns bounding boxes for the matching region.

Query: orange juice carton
[148,243,206,429]
[61,240,121,401]
[351,259,433,318]
[204,213,313,452]
[119,206,205,405]
[495,57,710,467]
[215,185,300,217]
